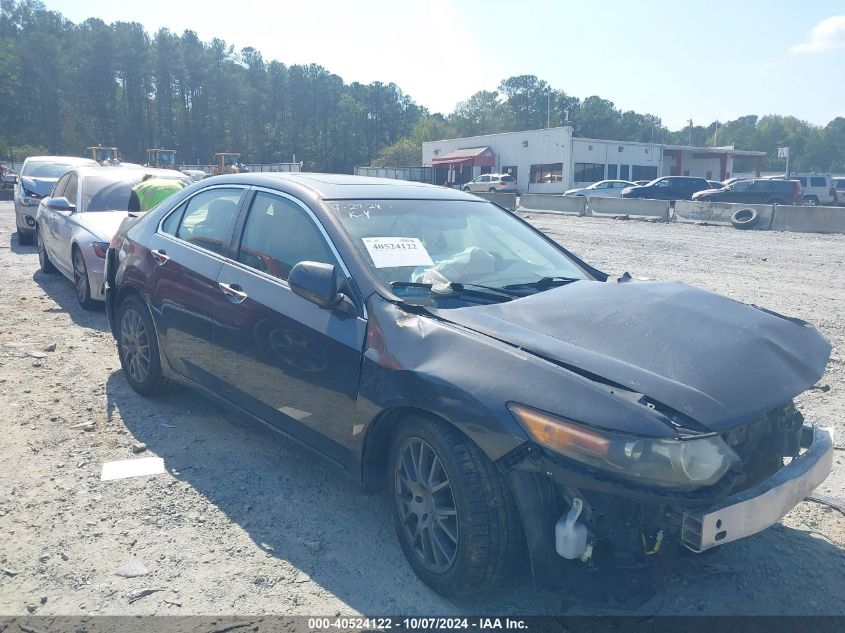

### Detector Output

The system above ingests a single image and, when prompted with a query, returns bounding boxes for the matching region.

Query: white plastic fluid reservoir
[555,498,588,559]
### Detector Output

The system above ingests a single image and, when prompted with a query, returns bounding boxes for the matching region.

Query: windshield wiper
[502,276,581,291]
[390,281,513,303]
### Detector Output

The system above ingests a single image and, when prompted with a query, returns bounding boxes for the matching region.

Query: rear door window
[810,177,827,188]
[171,188,244,255]
[237,191,338,281]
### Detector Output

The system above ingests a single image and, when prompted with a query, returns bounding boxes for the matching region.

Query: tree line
[2,1,844,174]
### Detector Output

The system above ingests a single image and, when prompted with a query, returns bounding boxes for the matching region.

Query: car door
[213,189,366,466]
[147,185,248,389]
[42,172,70,261]
[52,172,80,275]
[651,178,671,199]
[470,176,487,192]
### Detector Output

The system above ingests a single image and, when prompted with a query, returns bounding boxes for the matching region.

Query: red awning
[431,146,496,167]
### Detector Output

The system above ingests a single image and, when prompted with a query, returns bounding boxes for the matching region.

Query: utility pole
[688,119,693,146]
[547,88,551,129]
[714,122,719,146]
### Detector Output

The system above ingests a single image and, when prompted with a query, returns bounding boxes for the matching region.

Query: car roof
[24,156,98,164]
[74,165,192,182]
[197,172,483,201]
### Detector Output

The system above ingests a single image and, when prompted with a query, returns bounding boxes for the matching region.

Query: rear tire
[805,196,819,206]
[37,226,57,274]
[388,415,523,597]
[116,294,179,397]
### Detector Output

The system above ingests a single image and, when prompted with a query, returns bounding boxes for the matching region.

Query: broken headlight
[508,403,739,489]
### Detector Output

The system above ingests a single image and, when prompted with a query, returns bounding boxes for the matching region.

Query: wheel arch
[361,405,469,493]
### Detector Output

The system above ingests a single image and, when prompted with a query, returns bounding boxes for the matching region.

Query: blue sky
[43,0,845,129]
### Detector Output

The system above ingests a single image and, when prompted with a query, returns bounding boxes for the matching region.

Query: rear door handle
[218,282,248,303]
[152,249,169,265]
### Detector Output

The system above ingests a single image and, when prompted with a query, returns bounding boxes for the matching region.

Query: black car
[620,176,711,200]
[104,173,832,597]
[692,178,802,205]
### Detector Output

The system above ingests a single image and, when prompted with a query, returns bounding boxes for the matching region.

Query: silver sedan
[35,166,191,308]
[564,179,637,198]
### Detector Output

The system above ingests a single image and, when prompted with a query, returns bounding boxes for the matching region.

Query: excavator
[145,148,178,169]
[88,145,121,165]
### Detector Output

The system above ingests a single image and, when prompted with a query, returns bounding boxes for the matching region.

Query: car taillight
[499,181,507,186]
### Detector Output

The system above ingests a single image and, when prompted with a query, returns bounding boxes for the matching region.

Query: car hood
[430,280,830,431]
[693,188,722,197]
[21,176,57,197]
[74,211,131,242]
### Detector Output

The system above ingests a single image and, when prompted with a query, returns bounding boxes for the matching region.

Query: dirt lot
[0,202,843,616]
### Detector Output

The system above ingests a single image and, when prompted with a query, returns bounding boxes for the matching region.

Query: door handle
[218,282,248,303]
[152,249,169,265]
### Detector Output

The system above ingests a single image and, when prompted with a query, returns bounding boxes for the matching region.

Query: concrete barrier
[587,197,670,220]
[770,205,845,234]
[674,200,774,229]
[518,194,586,216]
[473,192,516,212]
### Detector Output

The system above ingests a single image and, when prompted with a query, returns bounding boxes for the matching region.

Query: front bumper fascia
[680,425,834,552]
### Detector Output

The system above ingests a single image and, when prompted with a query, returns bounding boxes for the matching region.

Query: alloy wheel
[38,232,47,267]
[394,437,459,574]
[73,249,89,302]
[120,307,151,384]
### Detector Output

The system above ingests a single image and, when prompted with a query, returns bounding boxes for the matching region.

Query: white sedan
[564,180,637,198]
[36,166,191,309]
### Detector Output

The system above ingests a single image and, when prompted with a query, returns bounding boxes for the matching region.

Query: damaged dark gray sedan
[104,173,833,598]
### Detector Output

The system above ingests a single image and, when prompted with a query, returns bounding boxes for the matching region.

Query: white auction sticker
[362,237,434,268]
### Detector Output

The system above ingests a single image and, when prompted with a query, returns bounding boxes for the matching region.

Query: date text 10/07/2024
[306,617,529,630]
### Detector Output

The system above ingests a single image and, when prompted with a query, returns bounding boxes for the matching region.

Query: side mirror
[288,261,352,312]
[46,196,76,213]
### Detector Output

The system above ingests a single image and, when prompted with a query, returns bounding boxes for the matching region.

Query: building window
[503,166,518,182]
[607,164,618,179]
[530,163,563,184]
[631,165,657,181]
[619,164,630,180]
[574,163,605,182]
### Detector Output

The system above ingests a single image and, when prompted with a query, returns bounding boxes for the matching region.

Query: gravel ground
[0,202,842,617]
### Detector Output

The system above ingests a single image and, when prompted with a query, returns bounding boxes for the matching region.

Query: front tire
[117,294,178,397]
[17,229,34,246]
[72,246,98,310]
[388,415,523,597]
[37,227,57,274]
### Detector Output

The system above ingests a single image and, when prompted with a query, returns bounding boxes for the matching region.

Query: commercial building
[421,126,766,194]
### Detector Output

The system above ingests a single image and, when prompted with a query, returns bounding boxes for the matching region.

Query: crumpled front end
[500,401,834,591]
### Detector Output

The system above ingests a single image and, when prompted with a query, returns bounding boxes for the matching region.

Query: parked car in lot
[620,176,711,200]
[692,178,803,205]
[14,156,98,244]
[766,173,837,206]
[36,166,190,309]
[563,180,636,198]
[105,173,832,597]
[462,173,517,193]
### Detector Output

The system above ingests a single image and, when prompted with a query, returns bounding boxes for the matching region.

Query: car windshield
[327,199,590,303]
[22,161,79,178]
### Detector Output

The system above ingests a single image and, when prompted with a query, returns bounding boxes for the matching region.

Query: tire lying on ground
[731,207,759,230]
